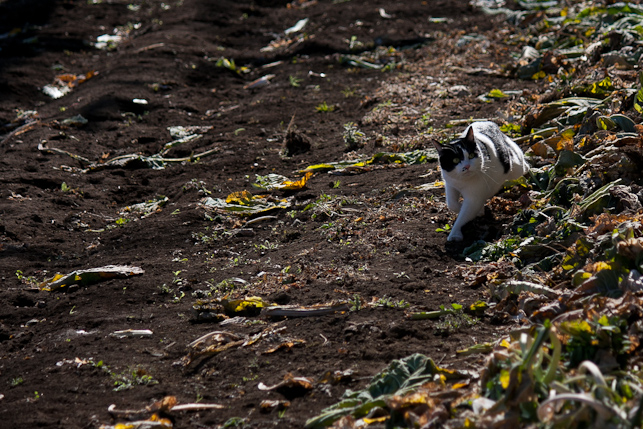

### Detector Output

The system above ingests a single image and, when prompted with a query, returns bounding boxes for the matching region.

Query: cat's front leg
[445,184,462,213]
[447,226,464,242]
[447,197,485,242]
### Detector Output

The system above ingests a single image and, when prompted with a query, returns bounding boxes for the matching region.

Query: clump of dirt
[282,115,311,156]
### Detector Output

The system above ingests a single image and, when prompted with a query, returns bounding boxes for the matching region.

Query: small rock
[283,116,311,156]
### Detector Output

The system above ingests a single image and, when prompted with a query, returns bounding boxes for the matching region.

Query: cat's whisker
[479,169,502,186]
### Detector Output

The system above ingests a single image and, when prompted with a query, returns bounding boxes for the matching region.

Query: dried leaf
[40,265,144,291]
[258,374,314,392]
[254,172,313,190]
[120,196,168,219]
[182,331,246,366]
[42,71,96,99]
[200,192,291,216]
[222,296,266,316]
[260,399,291,411]
[110,329,153,339]
[244,74,275,90]
[263,339,306,354]
[264,303,349,318]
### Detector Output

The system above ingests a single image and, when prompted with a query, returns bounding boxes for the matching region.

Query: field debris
[200,191,292,216]
[180,324,305,366]
[160,125,212,155]
[41,71,96,99]
[39,265,144,291]
[284,18,309,36]
[260,17,311,54]
[264,303,349,318]
[258,373,314,395]
[299,149,438,174]
[244,74,275,90]
[119,196,168,219]
[260,399,291,412]
[110,329,154,339]
[254,172,313,191]
[38,140,220,172]
[409,302,486,320]
[94,34,123,50]
[102,395,223,429]
[282,115,312,156]
[192,296,266,322]
[305,353,473,428]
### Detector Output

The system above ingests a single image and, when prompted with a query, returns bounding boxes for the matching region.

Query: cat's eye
[468,153,475,159]
[453,157,460,164]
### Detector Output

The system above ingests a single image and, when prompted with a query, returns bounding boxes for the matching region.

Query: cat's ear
[431,140,443,153]
[464,126,475,143]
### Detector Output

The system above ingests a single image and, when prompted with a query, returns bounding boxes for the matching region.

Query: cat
[432,121,530,242]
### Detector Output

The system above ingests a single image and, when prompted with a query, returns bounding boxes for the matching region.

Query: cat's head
[432,127,480,177]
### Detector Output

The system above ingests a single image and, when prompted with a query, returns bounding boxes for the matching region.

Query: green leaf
[577,178,622,216]
[468,300,489,315]
[574,76,614,97]
[526,97,605,131]
[596,115,617,130]
[462,240,489,262]
[596,114,636,132]
[488,89,509,98]
[554,150,586,176]
[607,3,643,15]
[502,175,529,190]
[635,72,643,114]
[305,354,454,428]
[577,6,607,19]
[500,123,521,135]
[609,114,637,132]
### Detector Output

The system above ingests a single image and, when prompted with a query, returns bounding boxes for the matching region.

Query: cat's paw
[447,230,463,242]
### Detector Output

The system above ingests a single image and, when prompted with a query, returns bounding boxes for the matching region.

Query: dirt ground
[0,1,543,428]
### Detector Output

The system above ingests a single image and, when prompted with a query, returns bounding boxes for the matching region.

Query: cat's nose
[462,164,470,171]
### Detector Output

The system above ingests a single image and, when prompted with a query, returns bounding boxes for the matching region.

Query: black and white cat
[433,121,530,242]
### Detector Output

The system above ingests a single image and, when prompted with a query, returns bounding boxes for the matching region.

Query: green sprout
[315,102,335,113]
[436,224,451,233]
[289,75,302,87]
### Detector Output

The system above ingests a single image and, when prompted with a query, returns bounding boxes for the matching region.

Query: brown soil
[0,1,540,428]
